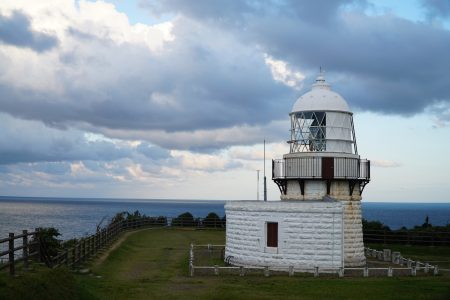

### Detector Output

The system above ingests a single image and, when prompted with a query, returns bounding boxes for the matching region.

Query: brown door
[267,222,278,247]
[322,157,334,179]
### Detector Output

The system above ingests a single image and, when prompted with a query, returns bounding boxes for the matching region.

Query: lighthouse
[225,72,370,270]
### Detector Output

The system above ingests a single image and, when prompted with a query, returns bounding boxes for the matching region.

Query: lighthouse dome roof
[292,73,351,113]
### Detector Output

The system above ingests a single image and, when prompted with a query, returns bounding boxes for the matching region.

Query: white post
[363,267,369,277]
[289,266,294,277]
[433,265,439,276]
[388,267,393,277]
[189,243,194,277]
[263,140,267,202]
[383,249,391,262]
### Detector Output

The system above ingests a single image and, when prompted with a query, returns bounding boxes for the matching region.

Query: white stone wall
[279,179,366,267]
[341,200,366,266]
[225,201,343,271]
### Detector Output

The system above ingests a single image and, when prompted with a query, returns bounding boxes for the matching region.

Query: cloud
[371,160,402,168]
[0,10,58,52]
[0,11,291,134]
[0,113,168,165]
[142,0,450,120]
[421,0,450,20]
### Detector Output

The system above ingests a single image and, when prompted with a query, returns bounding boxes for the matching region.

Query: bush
[171,212,198,227]
[203,212,222,228]
[362,219,391,231]
[30,227,62,258]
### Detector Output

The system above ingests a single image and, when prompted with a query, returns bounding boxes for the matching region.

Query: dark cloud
[422,0,450,19]
[142,0,450,118]
[0,19,291,132]
[0,10,58,52]
[1,1,450,154]
[0,113,171,165]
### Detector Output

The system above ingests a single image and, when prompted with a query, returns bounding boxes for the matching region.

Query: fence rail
[189,244,445,278]
[2,215,449,277]
[363,229,450,245]
[0,215,225,276]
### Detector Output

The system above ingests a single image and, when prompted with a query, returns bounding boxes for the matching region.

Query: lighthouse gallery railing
[272,157,370,180]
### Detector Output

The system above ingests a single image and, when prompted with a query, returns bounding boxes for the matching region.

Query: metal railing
[272,157,370,180]
[189,244,445,277]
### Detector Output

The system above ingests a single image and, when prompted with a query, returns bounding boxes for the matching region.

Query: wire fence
[189,244,447,278]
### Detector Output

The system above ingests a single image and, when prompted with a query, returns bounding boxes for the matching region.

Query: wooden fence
[2,215,449,277]
[0,217,169,276]
[0,230,39,276]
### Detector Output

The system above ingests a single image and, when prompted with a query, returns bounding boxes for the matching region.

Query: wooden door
[267,222,278,247]
[322,157,334,179]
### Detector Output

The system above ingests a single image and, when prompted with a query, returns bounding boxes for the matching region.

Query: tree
[421,215,432,228]
[203,212,222,228]
[172,212,196,227]
[30,227,62,258]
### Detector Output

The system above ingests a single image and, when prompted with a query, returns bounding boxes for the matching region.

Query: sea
[1,196,449,240]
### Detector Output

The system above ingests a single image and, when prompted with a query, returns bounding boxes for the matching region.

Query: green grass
[2,228,450,300]
[75,228,450,300]
[0,266,82,300]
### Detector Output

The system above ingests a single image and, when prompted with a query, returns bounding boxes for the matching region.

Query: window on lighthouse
[266,222,278,247]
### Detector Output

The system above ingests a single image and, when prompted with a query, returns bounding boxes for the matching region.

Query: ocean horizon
[1,196,449,241]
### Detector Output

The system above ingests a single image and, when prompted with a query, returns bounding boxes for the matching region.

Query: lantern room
[289,73,357,154]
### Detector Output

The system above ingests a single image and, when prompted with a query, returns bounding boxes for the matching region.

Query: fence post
[411,266,416,276]
[388,267,393,277]
[8,233,15,276]
[425,263,429,273]
[433,265,439,275]
[64,250,69,266]
[22,230,29,270]
[363,267,369,277]
[314,266,319,277]
[35,228,41,263]
[264,266,269,277]
[240,266,245,277]
[82,239,86,262]
[189,243,194,277]
[289,266,294,277]
[407,259,412,268]
[214,265,219,276]
[71,247,76,268]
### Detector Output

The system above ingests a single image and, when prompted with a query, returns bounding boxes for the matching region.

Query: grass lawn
[72,228,450,300]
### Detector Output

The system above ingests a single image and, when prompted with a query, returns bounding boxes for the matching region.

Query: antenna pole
[256,170,260,200]
[264,140,267,202]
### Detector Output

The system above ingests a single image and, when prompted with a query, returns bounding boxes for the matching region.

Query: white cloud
[264,54,305,90]
[371,160,402,168]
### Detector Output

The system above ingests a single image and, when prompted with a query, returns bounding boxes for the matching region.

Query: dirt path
[93,228,153,267]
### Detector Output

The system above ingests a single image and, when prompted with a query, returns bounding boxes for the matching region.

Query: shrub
[203,212,222,228]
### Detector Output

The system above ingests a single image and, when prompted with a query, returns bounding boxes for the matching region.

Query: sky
[0,0,450,202]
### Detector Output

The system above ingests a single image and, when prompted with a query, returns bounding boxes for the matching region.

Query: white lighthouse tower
[225,72,370,270]
[272,71,370,266]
